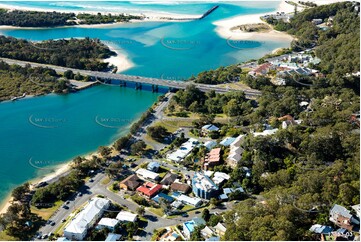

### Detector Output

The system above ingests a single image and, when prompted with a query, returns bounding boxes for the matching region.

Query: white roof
[230,134,245,147]
[212,172,230,185]
[214,223,227,233]
[204,170,214,177]
[167,138,198,162]
[98,218,119,228]
[56,237,70,241]
[193,172,218,192]
[136,168,159,180]
[105,233,121,241]
[178,194,202,207]
[253,128,278,137]
[116,211,137,222]
[65,198,110,235]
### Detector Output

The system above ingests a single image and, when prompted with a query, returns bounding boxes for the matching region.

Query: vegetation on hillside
[0,9,143,27]
[0,36,116,71]
[0,61,71,101]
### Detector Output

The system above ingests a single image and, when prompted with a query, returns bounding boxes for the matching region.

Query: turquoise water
[0,85,160,202]
[0,1,290,204]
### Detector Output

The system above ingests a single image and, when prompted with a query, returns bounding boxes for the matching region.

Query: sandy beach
[213,1,295,42]
[103,43,135,73]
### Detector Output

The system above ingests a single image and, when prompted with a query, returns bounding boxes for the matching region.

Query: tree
[130,141,146,156]
[98,146,112,158]
[202,208,210,221]
[11,183,30,201]
[63,70,74,79]
[113,136,129,151]
[136,206,145,216]
[147,125,168,142]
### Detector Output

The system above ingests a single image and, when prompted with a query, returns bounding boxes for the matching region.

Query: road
[37,170,220,240]
[0,57,262,97]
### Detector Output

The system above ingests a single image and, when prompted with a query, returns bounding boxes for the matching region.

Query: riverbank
[0,3,201,26]
[103,43,135,73]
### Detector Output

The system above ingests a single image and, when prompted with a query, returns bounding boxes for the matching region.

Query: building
[170,182,191,194]
[152,193,175,204]
[309,224,334,234]
[167,138,199,162]
[352,204,361,218]
[136,181,162,198]
[97,218,119,231]
[201,226,215,238]
[213,223,227,237]
[160,230,181,241]
[192,172,219,199]
[160,172,178,185]
[56,237,70,242]
[136,168,160,181]
[171,200,183,209]
[312,18,323,25]
[105,233,122,241]
[248,63,274,76]
[119,174,141,191]
[64,198,110,241]
[183,217,206,238]
[177,194,202,207]
[212,172,230,185]
[204,140,217,150]
[201,124,220,136]
[253,128,278,137]
[329,204,360,231]
[147,161,160,172]
[116,211,138,223]
[226,134,245,168]
[203,148,221,169]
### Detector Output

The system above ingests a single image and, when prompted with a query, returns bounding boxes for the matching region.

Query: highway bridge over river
[0,57,262,97]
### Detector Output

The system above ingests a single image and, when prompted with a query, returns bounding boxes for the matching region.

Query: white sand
[103,43,135,73]
[213,1,295,41]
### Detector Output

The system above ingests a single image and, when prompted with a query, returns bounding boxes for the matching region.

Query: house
[278,115,302,129]
[147,161,160,172]
[201,226,215,238]
[56,237,70,242]
[152,193,175,204]
[170,182,191,194]
[253,128,278,137]
[105,233,122,241]
[160,230,181,241]
[171,200,183,209]
[177,194,202,207]
[329,204,360,231]
[213,223,227,237]
[220,137,236,147]
[167,138,199,162]
[312,18,323,25]
[136,168,160,181]
[206,237,220,241]
[64,198,110,241]
[160,172,178,185]
[204,140,217,150]
[136,181,162,198]
[116,211,138,223]
[201,124,220,136]
[192,172,219,199]
[226,134,245,168]
[212,172,230,185]
[183,217,206,238]
[119,174,141,191]
[309,224,334,234]
[249,63,274,76]
[97,218,119,231]
[203,148,222,169]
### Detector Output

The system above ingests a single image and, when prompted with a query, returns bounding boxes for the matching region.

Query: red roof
[136,182,162,197]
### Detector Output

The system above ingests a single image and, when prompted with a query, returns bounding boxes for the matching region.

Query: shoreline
[103,43,135,73]
[213,1,295,42]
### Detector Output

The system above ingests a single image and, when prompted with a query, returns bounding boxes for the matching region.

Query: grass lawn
[31,200,63,220]
[0,231,16,241]
[148,207,164,217]
[108,182,120,193]
[181,204,194,211]
[101,176,111,185]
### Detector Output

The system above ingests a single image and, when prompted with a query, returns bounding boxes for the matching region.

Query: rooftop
[193,172,218,192]
[136,181,162,197]
[116,211,137,222]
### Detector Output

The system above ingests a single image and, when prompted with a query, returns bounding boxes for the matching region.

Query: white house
[177,194,202,207]
[64,198,110,241]
[136,168,160,181]
[116,211,138,223]
[97,218,119,231]
[167,138,198,162]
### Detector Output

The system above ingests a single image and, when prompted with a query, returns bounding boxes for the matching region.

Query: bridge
[0,57,262,97]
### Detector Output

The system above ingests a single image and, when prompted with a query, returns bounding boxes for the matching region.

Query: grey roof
[160,172,178,185]
[330,204,352,219]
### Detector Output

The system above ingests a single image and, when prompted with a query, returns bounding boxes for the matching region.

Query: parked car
[181,213,188,217]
